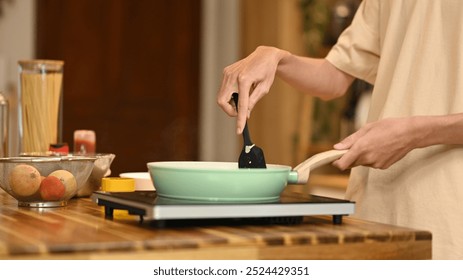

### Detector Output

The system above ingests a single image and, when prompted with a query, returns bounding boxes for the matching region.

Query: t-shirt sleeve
[325,0,380,85]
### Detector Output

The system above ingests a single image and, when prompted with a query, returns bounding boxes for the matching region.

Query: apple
[39,176,65,200]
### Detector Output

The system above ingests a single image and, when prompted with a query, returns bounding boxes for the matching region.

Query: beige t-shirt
[326,0,463,259]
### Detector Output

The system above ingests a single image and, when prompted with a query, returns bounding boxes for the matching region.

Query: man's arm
[333,114,463,170]
[217,46,355,134]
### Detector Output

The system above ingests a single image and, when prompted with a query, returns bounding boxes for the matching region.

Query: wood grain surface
[0,189,431,260]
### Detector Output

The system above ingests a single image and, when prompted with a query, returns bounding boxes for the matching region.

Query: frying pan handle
[292,149,348,184]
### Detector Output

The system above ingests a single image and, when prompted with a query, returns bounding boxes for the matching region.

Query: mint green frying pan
[147,149,347,203]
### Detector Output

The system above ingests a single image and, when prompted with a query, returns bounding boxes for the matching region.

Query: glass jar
[18,60,64,154]
[73,129,96,154]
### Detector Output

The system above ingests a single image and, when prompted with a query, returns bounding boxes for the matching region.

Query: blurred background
[0,0,369,198]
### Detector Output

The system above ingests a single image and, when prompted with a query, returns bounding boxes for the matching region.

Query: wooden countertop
[0,189,431,260]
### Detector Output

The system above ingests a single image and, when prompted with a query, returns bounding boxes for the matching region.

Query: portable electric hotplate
[91,190,355,226]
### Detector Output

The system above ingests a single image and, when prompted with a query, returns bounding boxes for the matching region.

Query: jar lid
[18,59,64,72]
[18,59,64,66]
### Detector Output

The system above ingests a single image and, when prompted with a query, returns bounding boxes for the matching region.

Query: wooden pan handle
[293,149,348,184]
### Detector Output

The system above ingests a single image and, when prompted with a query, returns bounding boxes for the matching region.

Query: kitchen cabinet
[0,189,431,260]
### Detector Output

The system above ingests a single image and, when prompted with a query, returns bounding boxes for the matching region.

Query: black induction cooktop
[91,190,355,225]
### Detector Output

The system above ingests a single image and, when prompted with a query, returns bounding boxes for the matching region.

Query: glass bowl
[0,156,96,207]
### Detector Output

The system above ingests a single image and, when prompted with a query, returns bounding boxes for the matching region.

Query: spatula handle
[293,149,348,184]
[232,92,253,146]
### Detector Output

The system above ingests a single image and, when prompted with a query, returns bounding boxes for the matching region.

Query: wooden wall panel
[36,0,201,175]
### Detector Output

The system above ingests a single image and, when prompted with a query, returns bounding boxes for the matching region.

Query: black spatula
[232,92,267,168]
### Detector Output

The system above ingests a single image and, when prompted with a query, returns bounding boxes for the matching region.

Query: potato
[49,170,77,199]
[9,164,42,197]
[39,176,65,200]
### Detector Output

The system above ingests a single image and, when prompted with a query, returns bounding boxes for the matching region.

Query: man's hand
[332,117,420,170]
[217,46,289,134]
